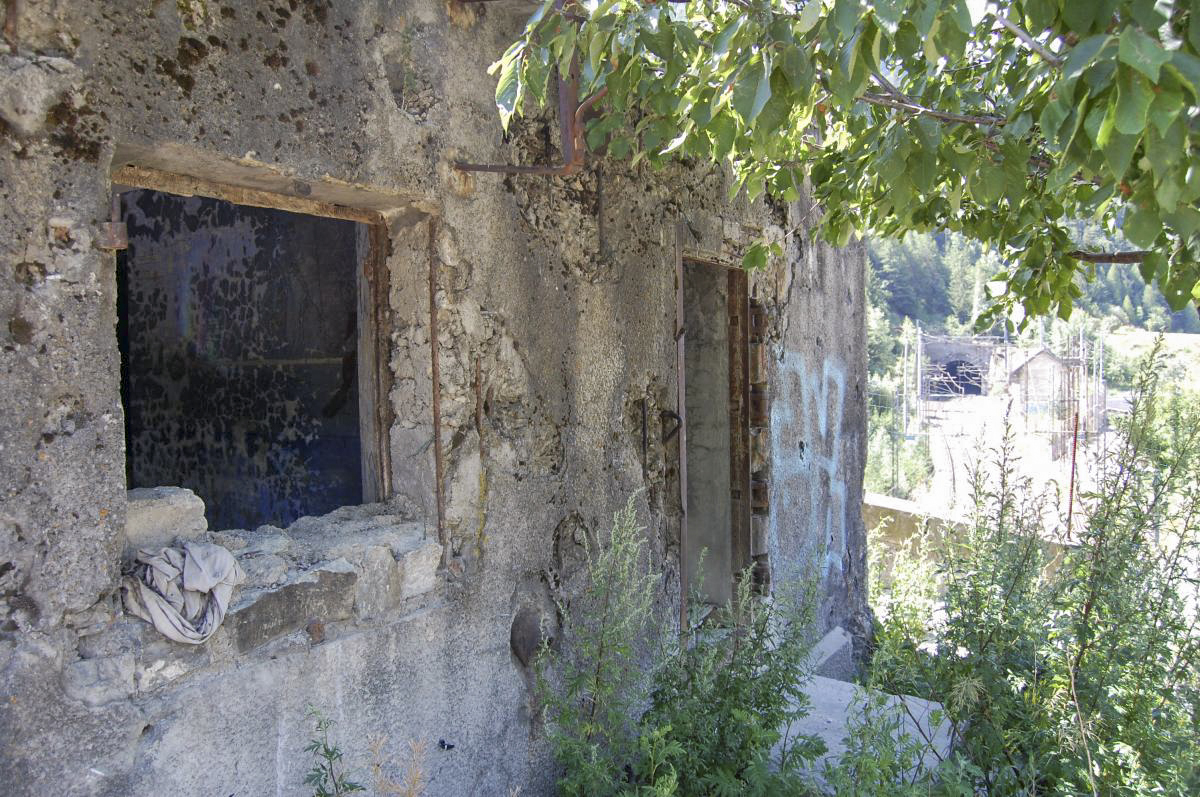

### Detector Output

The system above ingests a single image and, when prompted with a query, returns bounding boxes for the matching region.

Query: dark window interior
[116,189,363,530]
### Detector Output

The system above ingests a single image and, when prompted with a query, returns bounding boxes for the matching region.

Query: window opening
[117,189,372,530]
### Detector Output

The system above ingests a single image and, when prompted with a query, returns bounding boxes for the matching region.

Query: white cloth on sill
[122,542,246,645]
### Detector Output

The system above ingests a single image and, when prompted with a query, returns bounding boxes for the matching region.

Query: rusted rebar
[428,219,448,567]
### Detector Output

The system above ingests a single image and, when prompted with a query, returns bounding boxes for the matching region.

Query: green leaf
[524,0,554,32]
[1039,94,1070,142]
[1147,88,1183,136]
[489,42,526,131]
[833,0,860,38]
[707,114,737,160]
[1102,131,1139,181]
[1118,27,1170,83]
[732,56,772,125]
[780,47,813,92]
[1114,67,1153,135]
[1166,51,1200,99]
[924,16,941,64]
[873,0,902,34]
[796,0,822,35]
[1139,250,1165,283]
[1145,116,1185,175]
[1191,0,1200,51]
[1062,1,1099,34]
[742,241,769,270]
[970,160,1004,204]
[1061,35,1111,81]
[1124,205,1162,247]
[713,15,744,58]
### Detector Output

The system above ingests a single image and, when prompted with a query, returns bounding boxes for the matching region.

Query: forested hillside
[868,225,1200,338]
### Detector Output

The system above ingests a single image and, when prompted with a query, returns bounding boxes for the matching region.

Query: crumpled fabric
[122,542,246,644]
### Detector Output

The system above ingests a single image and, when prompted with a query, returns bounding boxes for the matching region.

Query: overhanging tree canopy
[488,0,1200,328]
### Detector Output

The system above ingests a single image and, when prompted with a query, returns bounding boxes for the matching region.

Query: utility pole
[892,389,900,495]
[915,322,923,430]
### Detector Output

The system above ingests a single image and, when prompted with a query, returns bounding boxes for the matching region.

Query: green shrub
[535,494,664,795]
[536,495,825,795]
[839,345,1200,795]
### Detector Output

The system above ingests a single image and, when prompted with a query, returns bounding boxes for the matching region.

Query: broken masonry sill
[123,490,444,654]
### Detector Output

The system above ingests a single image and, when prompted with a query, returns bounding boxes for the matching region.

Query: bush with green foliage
[536,495,825,795]
[836,347,1200,795]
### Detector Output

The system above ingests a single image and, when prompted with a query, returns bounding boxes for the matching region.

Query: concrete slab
[778,675,951,787]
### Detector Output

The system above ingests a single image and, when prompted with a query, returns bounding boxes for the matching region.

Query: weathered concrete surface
[0,1,868,794]
[124,486,207,553]
[768,189,872,653]
[809,625,855,681]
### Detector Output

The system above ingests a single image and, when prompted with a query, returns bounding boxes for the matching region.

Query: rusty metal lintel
[428,219,449,568]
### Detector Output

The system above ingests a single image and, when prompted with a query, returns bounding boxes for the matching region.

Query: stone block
[125,487,208,553]
[354,545,402,620]
[399,541,441,599]
[810,625,855,681]
[134,643,207,693]
[62,654,134,707]
[226,559,356,652]
[238,552,290,588]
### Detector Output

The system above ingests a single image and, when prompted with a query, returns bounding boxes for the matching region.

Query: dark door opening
[931,359,984,396]
[680,259,751,607]
[117,189,366,530]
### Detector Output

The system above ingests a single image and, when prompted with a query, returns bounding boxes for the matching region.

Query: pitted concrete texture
[124,487,208,553]
[0,0,867,793]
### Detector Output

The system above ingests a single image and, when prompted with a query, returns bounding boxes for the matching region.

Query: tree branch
[1067,250,1149,263]
[859,92,1006,127]
[993,14,1064,67]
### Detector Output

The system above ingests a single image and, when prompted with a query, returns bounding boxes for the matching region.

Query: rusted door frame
[726,269,753,592]
[358,222,395,503]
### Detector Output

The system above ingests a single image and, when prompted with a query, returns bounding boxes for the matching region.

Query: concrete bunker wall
[0,1,868,794]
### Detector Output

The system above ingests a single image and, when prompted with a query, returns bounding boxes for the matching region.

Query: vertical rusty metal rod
[4,0,18,47]
[428,219,448,566]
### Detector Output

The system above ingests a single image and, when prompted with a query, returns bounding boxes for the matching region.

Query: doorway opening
[116,189,382,530]
[680,259,752,607]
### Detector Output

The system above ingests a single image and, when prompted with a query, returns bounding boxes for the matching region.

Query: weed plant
[304,706,365,796]
[835,345,1200,795]
[535,494,824,795]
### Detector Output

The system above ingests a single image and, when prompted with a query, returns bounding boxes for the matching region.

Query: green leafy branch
[489,0,1200,330]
